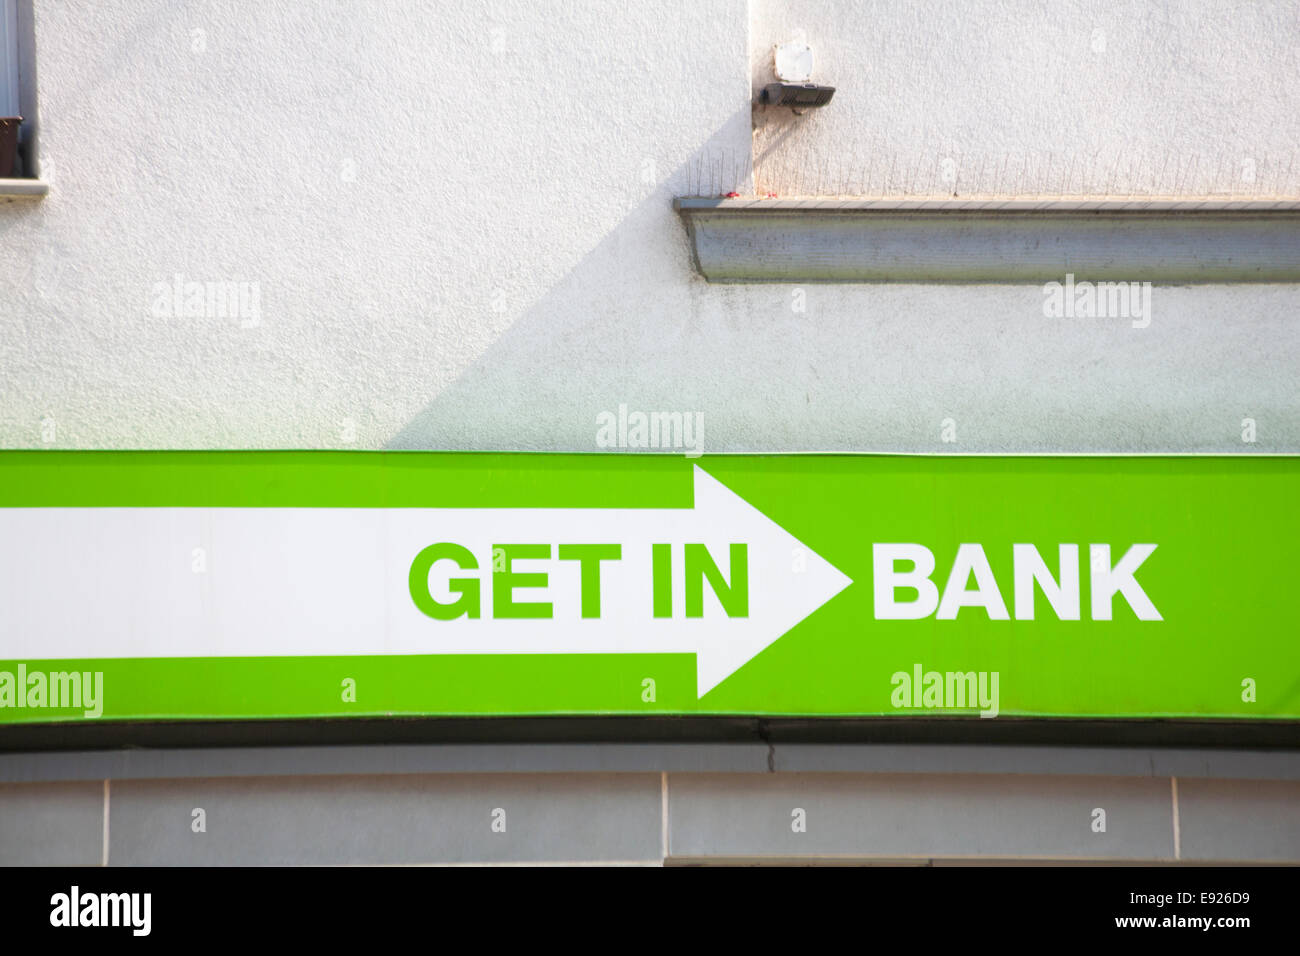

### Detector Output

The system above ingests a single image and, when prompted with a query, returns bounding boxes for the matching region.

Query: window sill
[674,197,1300,283]
[0,177,49,199]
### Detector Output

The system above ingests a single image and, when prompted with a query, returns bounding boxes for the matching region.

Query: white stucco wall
[751,0,1300,198]
[1,0,1297,453]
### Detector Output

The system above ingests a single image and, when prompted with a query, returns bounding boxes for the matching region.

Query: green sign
[0,451,1296,723]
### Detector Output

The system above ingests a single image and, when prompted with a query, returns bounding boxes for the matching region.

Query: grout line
[1171,777,1181,861]
[101,778,110,867]
[660,772,669,864]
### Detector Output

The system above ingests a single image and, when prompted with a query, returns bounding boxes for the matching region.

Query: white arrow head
[689,466,852,696]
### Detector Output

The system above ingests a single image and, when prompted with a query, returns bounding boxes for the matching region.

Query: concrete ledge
[674,197,1300,283]
[0,177,48,199]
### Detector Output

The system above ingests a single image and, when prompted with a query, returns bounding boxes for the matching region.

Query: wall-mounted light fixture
[760,40,834,112]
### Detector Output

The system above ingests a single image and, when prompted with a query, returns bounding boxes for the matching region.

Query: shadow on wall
[386,109,754,453]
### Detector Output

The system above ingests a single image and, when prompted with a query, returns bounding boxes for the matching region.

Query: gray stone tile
[109,773,662,865]
[1177,778,1300,862]
[0,780,104,866]
[667,772,1174,861]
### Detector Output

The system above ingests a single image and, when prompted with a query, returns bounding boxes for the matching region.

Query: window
[1,0,18,175]
[0,0,16,117]
[0,0,41,188]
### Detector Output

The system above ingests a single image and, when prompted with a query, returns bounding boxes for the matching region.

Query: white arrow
[0,466,852,696]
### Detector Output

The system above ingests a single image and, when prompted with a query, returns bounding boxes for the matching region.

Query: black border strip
[2,715,1297,752]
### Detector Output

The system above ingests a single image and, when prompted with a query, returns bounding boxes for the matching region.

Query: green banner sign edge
[2,451,1297,724]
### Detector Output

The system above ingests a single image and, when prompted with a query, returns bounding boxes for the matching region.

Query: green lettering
[557,544,620,618]
[409,542,480,620]
[492,544,553,619]
[685,543,748,618]
[652,543,672,618]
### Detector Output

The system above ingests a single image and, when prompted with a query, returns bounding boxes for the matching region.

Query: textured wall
[0,0,1296,453]
[0,0,751,449]
[751,0,1300,198]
